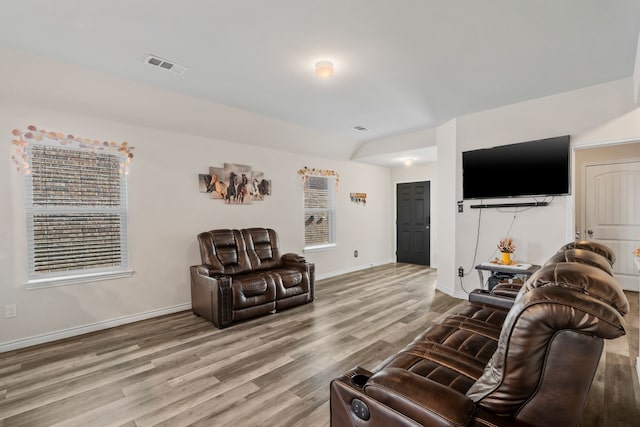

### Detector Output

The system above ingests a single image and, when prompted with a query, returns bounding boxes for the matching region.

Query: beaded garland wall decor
[10,125,134,176]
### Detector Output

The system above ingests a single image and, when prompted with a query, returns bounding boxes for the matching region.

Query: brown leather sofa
[330,243,629,426]
[190,228,315,328]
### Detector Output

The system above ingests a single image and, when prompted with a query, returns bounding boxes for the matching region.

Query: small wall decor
[199,163,271,204]
[10,125,134,176]
[297,166,339,190]
[350,192,367,205]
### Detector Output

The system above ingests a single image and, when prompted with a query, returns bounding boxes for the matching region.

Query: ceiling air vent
[145,55,188,75]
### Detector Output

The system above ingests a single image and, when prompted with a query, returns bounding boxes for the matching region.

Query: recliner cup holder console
[350,374,369,388]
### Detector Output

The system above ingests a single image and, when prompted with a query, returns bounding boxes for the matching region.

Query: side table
[474,262,541,290]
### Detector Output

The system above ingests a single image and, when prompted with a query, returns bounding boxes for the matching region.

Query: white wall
[0,103,392,350]
[448,78,640,296]
[436,119,459,296]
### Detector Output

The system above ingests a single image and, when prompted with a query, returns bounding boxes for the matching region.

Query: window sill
[25,270,134,289]
[303,243,337,253]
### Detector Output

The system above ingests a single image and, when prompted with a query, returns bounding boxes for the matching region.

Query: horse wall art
[199,163,272,205]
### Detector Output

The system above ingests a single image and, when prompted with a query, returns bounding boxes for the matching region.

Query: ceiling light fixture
[404,158,414,166]
[315,60,334,79]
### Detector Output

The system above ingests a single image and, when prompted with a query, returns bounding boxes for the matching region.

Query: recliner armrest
[190,265,233,328]
[282,253,307,264]
[194,263,225,277]
[364,368,476,427]
[281,253,315,302]
[468,289,516,309]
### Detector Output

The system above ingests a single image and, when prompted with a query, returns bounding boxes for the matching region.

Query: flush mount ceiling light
[315,60,334,79]
[404,158,414,166]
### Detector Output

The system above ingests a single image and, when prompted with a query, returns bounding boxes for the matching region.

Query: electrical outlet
[354,250,359,258]
[458,267,464,278]
[5,304,17,318]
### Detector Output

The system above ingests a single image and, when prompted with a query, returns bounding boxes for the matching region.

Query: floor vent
[145,55,188,75]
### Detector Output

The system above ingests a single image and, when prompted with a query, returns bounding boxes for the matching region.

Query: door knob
[587,229,593,235]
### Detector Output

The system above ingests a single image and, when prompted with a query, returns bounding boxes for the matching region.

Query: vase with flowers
[497,238,516,265]
[634,245,640,271]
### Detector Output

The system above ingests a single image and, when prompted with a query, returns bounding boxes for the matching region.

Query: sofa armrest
[282,252,307,263]
[190,266,233,328]
[490,283,522,298]
[363,368,476,427]
[281,253,315,302]
[468,289,516,309]
[194,263,224,277]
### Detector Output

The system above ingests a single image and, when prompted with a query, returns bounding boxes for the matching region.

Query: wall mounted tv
[462,135,570,200]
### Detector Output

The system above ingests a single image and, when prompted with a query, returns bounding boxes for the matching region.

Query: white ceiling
[1,1,640,167]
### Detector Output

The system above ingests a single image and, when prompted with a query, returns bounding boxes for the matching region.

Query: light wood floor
[0,264,638,427]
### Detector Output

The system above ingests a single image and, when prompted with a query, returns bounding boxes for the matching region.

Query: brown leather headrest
[557,240,616,265]
[524,262,628,315]
[544,249,614,276]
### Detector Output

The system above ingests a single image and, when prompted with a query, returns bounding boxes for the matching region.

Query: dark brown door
[396,181,430,265]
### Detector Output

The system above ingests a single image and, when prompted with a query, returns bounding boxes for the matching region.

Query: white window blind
[25,143,130,286]
[303,175,336,249]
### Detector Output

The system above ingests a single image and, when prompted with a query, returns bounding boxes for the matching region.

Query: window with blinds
[303,175,336,249]
[25,144,130,285]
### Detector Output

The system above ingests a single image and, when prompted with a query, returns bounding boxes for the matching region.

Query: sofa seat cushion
[231,273,276,309]
[370,302,507,398]
[379,348,480,395]
[267,268,306,299]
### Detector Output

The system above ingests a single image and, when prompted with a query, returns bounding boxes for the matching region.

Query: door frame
[571,139,640,242]
[580,158,640,241]
[394,179,433,266]
[572,138,640,389]
[581,158,640,291]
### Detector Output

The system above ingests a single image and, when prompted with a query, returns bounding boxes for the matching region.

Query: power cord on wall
[458,197,552,293]
[459,204,483,294]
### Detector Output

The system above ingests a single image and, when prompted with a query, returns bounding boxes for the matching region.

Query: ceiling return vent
[145,55,189,75]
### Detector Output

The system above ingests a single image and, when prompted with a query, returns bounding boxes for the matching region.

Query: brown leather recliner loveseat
[330,242,629,426]
[190,227,315,328]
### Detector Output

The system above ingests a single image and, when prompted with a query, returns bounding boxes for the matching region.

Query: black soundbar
[469,201,549,209]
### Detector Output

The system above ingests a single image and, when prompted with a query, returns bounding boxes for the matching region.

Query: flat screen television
[462,135,570,200]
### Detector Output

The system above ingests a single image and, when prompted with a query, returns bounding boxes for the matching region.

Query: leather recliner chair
[330,247,629,426]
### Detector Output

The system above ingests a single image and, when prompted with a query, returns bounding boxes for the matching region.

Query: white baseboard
[315,259,395,281]
[0,303,191,353]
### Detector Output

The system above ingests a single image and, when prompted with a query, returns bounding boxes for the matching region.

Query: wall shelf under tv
[469,201,549,209]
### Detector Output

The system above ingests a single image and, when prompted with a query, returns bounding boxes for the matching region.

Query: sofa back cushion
[242,228,282,271]
[197,229,252,275]
[544,248,614,275]
[523,262,629,315]
[557,240,616,265]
